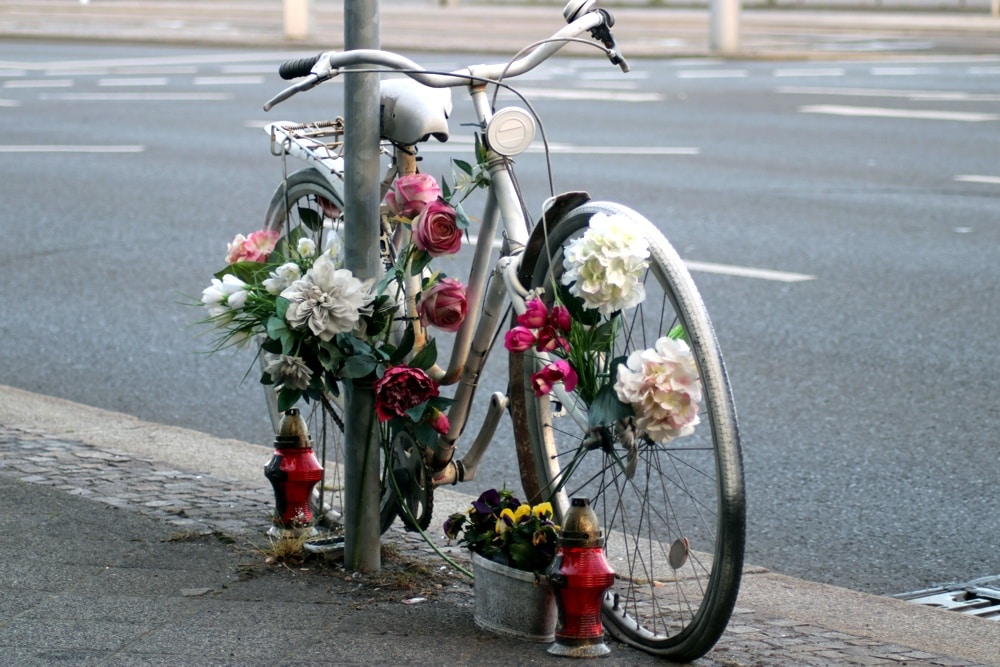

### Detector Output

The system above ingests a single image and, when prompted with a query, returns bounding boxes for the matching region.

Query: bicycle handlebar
[263,3,628,111]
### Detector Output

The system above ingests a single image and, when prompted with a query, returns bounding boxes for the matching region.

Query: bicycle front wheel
[263,168,396,535]
[509,201,745,662]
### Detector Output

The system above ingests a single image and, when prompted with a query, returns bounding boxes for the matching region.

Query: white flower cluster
[614,336,701,443]
[201,274,248,319]
[280,254,369,341]
[560,212,650,316]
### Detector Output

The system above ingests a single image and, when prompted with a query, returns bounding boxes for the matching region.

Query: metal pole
[343,0,382,572]
[710,0,741,55]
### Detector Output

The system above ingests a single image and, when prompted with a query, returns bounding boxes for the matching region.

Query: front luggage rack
[269,118,347,175]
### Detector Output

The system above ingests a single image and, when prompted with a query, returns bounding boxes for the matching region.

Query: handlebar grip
[278,54,322,80]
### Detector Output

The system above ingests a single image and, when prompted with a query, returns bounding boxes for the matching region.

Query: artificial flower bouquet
[444,488,559,574]
[504,211,702,444]
[200,170,481,448]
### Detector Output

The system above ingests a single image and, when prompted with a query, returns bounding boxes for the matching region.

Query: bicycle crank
[388,430,434,531]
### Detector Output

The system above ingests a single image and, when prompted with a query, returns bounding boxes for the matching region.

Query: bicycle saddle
[379,78,452,145]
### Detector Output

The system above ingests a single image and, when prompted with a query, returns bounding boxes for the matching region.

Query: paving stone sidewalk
[1,423,993,666]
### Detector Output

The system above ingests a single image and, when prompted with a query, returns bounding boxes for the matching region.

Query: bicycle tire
[263,167,396,535]
[509,201,745,662]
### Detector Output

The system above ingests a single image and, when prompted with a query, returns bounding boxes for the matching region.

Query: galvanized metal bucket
[472,552,557,642]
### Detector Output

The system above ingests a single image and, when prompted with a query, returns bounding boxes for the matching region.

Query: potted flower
[444,488,559,641]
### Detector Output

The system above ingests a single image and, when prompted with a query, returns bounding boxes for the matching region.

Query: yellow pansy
[531,502,553,519]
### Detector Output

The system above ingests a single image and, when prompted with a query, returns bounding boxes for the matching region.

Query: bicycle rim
[510,202,745,661]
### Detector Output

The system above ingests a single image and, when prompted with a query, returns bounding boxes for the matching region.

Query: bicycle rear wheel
[263,167,396,535]
[510,201,744,662]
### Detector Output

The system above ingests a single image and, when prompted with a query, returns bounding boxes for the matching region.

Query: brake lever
[263,74,319,111]
[263,52,341,112]
[590,9,630,73]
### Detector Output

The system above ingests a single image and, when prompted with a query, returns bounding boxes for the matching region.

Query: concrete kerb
[3,384,1000,665]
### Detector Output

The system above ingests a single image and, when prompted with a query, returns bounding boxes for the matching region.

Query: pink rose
[374,366,440,422]
[428,408,450,436]
[418,277,468,332]
[413,199,461,257]
[549,305,571,332]
[534,326,568,353]
[518,298,548,329]
[384,173,442,220]
[226,229,279,264]
[531,360,578,397]
[504,326,536,353]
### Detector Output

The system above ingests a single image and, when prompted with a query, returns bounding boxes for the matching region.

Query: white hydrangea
[613,336,701,443]
[560,212,649,315]
[280,254,369,341]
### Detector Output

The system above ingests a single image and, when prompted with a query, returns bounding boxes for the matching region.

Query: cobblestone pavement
[0,423,993,666]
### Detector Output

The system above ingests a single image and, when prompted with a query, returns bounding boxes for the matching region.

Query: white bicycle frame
[264,3,627,488]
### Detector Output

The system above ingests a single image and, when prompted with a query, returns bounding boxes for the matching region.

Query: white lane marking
[683,260,816,282]
[955,174,1000,185]
[777,86,1000,102]
[677,69,747,79]
[968,66,1000,75]
[799,105,999,122]
[580,71,649,81]
[194,75,265,86]
[417,143,699,156]
[0,99,20,107]
[39,92,232,101]
[870,66,939,76]
[773,68,846,78]
[222,64,278,74]
[0,69,27,77]
[0,145,145,153]
[3,79,72,88]
[114,66,198,75]
[98,77,169,87]
[502,88,663,102]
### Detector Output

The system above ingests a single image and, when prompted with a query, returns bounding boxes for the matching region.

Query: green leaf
[410,338,437,371]
[260,337,282,354]
[277,388,301,412]
[275,297,290,320]
[668,324,687,341]
[453,158,473,176]
[405,400,429,423]
[317,342,345,372]
[413,420,440,451]
[454,201,471,230]
[389,325,415,365]
[588,384,634,428]
[298,206,322,231]
[558,283,600,326]
[266,315,288,341]
[408,249,433,277]
[340,354,377,379]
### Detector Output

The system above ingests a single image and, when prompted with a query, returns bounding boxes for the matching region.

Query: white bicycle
[258,1,744,660]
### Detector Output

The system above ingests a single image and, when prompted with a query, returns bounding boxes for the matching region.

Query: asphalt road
[1,39,997,596]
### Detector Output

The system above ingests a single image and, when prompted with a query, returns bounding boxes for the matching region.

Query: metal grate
[896,576,1000,621]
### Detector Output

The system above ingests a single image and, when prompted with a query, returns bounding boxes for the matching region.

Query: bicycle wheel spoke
[511,202,743,660]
